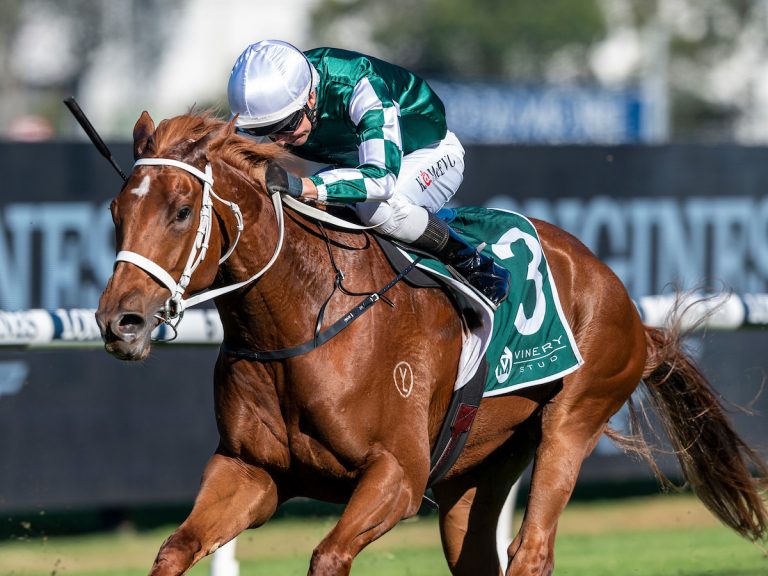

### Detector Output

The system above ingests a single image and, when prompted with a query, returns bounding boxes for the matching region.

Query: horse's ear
[228,115,239,133]
[133,111,156,159]
[226,115,238,136]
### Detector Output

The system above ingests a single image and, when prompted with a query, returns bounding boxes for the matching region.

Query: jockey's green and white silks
[295,48,448,204]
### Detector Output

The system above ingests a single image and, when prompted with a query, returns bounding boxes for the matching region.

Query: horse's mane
[151,110,288,185]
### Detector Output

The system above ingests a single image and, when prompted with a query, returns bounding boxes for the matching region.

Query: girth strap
[427,359,488,488]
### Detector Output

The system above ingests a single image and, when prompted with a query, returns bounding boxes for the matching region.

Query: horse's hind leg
[149,453,279,576]
[505,332,644,575]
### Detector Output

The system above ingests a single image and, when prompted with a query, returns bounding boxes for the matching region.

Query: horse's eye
[176,206,192,221]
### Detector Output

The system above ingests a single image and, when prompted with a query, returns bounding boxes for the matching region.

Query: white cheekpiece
[228,39,318,129]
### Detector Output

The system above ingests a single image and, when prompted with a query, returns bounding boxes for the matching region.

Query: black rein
[221,226,423,362]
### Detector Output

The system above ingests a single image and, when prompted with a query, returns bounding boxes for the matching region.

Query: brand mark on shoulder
[393,361,414,398]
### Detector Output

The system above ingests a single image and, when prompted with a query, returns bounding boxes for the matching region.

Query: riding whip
[63,96,128,181]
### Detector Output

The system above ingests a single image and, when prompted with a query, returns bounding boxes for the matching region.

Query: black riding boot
[410,213,511,306]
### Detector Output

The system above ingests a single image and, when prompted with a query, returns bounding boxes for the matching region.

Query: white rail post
[496,479,520,571]
[210,539,239,576]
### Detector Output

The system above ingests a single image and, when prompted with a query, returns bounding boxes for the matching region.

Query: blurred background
[5,0,768,143]
[4,0,768,143]
[2,1,768,574]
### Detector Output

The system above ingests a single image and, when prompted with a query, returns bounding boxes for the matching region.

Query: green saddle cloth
[416,207,583,396]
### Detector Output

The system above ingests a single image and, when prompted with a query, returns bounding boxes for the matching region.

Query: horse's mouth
[105,340,150,361]
[104,329,153,361]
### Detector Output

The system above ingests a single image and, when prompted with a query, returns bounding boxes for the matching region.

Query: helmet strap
[304,103,318,130]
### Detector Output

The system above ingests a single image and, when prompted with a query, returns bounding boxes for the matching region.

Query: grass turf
[1,494,765,575]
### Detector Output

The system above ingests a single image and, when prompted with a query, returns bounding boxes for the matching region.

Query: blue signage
[429,80,647,144]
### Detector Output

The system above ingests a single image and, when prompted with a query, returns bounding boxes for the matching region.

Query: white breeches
[354,130,465,242]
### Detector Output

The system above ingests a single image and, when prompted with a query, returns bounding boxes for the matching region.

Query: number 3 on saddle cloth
[381,207,584,486]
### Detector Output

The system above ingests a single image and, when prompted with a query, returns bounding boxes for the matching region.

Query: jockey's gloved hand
[265,162,303,198]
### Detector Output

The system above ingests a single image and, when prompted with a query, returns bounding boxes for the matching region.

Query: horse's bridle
[115,157,285,338]
[116,157,394,343]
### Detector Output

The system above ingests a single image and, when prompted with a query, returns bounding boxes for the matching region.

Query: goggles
[238,105,309,137]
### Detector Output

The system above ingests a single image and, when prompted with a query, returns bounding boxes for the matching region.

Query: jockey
[227,40,510,306]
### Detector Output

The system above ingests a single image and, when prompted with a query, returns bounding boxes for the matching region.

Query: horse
[95,110,768,576]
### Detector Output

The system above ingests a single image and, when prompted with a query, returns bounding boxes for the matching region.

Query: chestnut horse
[96,111,767,576]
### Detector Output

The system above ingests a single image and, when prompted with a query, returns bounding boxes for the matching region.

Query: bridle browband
[116,157,285,337]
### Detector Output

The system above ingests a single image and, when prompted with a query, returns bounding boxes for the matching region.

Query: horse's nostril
[115,313,145,338]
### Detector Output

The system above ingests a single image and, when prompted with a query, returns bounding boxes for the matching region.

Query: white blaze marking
[131,175,151,197]
[393,361,414,398]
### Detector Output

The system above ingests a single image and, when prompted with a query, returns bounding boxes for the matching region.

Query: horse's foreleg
[308,450,422,576]
[433,418,538,576]
[149,453,278,576]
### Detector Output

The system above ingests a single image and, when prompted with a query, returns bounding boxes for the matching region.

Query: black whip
[63,96,127,181]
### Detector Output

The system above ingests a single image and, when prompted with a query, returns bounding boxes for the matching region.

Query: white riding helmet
[228,39,319,134]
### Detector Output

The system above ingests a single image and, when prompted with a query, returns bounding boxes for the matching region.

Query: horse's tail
[610,322,768,542]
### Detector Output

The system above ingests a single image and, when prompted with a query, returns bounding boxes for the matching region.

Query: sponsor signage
[430,81,647,144]
[484,195,768,297]
[5,194,768,309]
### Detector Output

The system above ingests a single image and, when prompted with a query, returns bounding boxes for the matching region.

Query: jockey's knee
[355,200,392,228]
[355,198,428,242]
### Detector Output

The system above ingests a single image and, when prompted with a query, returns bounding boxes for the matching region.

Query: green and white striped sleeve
[309,76,403,204]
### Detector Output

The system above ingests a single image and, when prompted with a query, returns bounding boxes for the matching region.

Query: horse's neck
[213,170,335,350]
